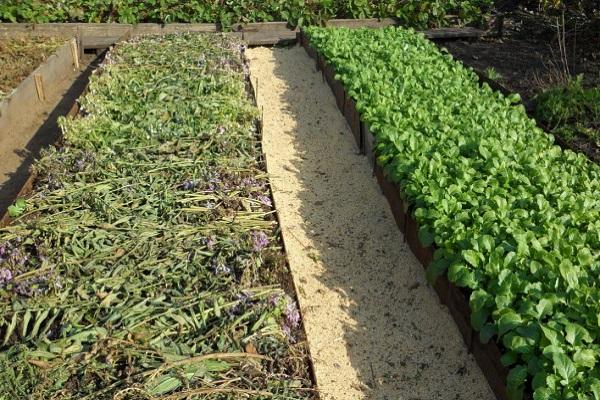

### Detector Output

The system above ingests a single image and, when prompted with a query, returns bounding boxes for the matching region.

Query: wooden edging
[0,38,79,195]
[0,38,79,131]
[0,18,502,49]
[300,30,510,400]
[246,70,321,399]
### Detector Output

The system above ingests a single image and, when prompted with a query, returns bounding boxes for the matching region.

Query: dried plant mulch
[0,36,65,100]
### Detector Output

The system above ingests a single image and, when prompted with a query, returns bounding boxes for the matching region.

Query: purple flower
[251,231,269,252]
[204,237,216,250]
[181,180,196,191]
[0,268,12,285]
[257,194,272,207]
[284,300,301,328]
[74,159,86,171]
[268,293,282,307]
[242,177,259,187]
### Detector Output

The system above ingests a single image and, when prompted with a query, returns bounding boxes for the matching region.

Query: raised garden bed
[0,33,316,399]
[0,36,79,133]
[302,26,600,400]
[0,36,63,100]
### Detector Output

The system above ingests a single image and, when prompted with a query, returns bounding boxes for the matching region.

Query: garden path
[247,45,495,400]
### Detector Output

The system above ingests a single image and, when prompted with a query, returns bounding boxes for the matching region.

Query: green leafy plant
[6,199,26,217]
[0,0,494,28]
[534,74,600,146]
[484,66,502,81]
[306,26,600,400]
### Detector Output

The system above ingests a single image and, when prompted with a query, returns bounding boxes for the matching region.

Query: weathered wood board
[0,38,80,142]
[0,20,496,49]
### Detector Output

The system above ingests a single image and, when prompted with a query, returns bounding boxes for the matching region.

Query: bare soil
[0,37,66,100]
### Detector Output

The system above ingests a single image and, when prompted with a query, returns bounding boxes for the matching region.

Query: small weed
[534,74,600,145]
[484,67,502,81]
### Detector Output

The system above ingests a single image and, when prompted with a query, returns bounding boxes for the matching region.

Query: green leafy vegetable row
[0,34,312,399]
[0,0,493,29]
[305,26,600,400]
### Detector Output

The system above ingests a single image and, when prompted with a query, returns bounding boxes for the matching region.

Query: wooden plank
[32,23,78,36]
[162,23,218,33]
[423,27,485,39]
[240,22,292,32]
[34,73,45,101]
[0,23,33,35]
[132,23,163,35]
[244,30,297,46]
[70,39,80,69]
[0,39,78,149]
[82,36,122,49]
[1,22,488,45]
[0,173,36,229]
[325,18,398,28]
[77,23,132,37]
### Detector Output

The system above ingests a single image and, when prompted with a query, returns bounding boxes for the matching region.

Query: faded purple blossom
[0,268,12,285]
[251,231,269,252]
[44,174,63,190]
[231,290,254,314]
[0,239,51,296]
[268,293,282,307]
[242,177,260,188]
[256,194,272,207]
[284,300,301,328]
[282,324,293,341]
[181,180,196,191]
[74,159,86,170]
[203,237,216,250]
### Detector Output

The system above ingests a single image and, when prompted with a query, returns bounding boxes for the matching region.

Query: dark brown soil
[439,11,600,162]
[0,37,65,100]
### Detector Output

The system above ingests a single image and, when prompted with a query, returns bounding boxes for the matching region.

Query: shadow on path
[250,45,495,400]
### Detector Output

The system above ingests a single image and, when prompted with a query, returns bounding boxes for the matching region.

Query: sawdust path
[248,46,495,400]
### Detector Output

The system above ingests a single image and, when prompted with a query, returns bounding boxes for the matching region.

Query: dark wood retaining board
[300,30,511,400]
[0,20,497,49]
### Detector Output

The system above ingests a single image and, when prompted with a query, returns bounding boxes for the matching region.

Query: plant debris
[0,33,314,399]
[0,36,65,101]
